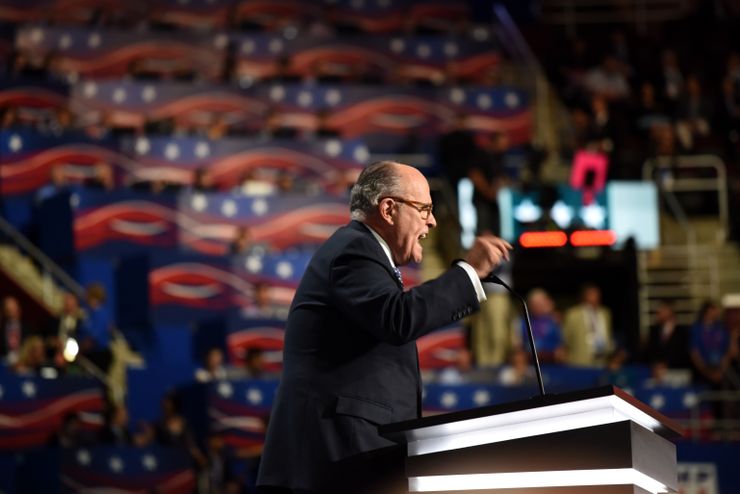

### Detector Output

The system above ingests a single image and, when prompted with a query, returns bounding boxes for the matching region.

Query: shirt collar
[362,223,396,268]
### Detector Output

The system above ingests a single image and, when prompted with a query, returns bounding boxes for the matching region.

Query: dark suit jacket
[257,221,479,491]
[0,318,30,359]
[645,322,690,368]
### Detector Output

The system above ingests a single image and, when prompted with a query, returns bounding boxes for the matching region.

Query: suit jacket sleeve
[329,237,479,346]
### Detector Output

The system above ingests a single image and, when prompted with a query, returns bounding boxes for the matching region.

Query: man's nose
[427,212,437,228]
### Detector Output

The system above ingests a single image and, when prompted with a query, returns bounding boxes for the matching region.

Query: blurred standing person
[48,292,88,365]
[516,288,565,364]
[563,284,614,367]
[78,283,113,375]
[468,131,509,236]
[0,296,29,365]
[437,114,477,203]
[690,300,732,385]
[644,300,690,372]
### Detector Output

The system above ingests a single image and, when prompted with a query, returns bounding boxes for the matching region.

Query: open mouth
[418,233,428,240]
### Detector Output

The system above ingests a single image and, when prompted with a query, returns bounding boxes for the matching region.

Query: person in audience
[155,393,207,468]
[644,300,690,372]
[84,162,115,190]
[192,167,217,193]
[53,412,96,448]
[13,335,48,375]
[584,93,618,155]
[244,347,267,379]
[0,296,30,365]
[468,131,509,236]
[236,169,278,196]
[690,300,732,385]
[675,73,713,151]
[563,283,614,367]
[498,348,537,387]
[313,108,341,138]
[229,226,255,256]
[656,49,684,118]
[720,52,740,160]
[77,283,113,374]
[263,107,299,139]
[437,113,477,203]
[598,347,636,388]
[47,292,88,363]
[0,107,20,129]
[243,281,289,320]
[275,171,295,194]
[35,165,70,204]
[517,288,565,364]
[99,403,132,445]
[195,347,228,382]
[582,54,630,101]
[633,80,670,134]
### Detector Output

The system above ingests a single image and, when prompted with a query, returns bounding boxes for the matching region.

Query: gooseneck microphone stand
[482,273,546,397]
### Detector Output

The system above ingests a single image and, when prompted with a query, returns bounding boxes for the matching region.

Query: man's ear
[378,197,395,225]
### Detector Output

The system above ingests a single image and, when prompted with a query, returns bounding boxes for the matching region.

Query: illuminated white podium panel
[379,386,682,494]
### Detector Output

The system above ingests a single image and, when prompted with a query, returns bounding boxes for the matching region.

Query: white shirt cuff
[456,261,487,303]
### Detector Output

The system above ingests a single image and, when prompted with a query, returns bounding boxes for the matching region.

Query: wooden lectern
[379,386,682,494]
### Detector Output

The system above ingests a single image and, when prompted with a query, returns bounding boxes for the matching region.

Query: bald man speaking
[257,161,511,494]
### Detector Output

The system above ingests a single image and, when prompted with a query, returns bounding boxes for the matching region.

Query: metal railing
[492,4,554,152]
[688,388,740,441]
[643,154,730,244]
[0,215,123,400]
[534,0,696,34]
[0,213,85,304]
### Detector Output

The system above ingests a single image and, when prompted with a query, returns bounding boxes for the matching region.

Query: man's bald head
[349,161,405,221]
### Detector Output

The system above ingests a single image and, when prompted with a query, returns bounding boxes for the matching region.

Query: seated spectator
[656,49,684,117]
[195,348,228,383]
[84,162,115,191]
[1,107,20,129]
[498,348,537,387]
[313,109,341,138]
[53,412,97,448]
[675,74,713,151]
[13,335,48,375]
[242,282,289,320]
[584,93,617,155]
[263,108,300,139]
[598,348,638,388]
[563,284,614,367]
[582,55,630,102]
[1,295,30,365]
[517,288,565,364]
[47,292,88,363]
[99,403,132,446]
[35,165,71,204]
[191,167,218,193]
[690,300,732,385]
[229,226,269,257]
[154,393,207,468]
[244,347,267,379]
[644,300,690,372]
[633,80,669,132]
[235,169,277,197]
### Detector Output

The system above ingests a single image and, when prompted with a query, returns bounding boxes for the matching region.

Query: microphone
[482,273,546,397]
